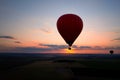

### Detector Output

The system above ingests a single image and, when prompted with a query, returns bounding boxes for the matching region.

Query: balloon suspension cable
[68,46,71,50]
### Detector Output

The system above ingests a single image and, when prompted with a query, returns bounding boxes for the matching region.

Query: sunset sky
[0,0,120,54]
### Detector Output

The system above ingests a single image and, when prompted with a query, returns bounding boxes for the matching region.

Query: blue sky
[0,0,120,53]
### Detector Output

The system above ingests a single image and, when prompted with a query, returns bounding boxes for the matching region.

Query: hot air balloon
[57,14,83,50]
[110,50,114,55]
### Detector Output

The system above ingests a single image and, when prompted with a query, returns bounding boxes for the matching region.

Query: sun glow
[64,48,75,54]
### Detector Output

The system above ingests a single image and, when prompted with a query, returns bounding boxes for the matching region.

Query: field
[0,53,120,80]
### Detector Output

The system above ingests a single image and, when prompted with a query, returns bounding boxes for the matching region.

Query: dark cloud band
[0,36,15,39]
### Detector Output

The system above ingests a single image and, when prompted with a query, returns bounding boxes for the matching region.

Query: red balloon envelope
[57,14,83,49]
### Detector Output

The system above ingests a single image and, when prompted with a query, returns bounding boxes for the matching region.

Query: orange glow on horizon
[64,48,75,54]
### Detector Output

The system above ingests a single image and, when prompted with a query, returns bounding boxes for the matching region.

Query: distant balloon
[110,50,114,55]
[57,14,83,50]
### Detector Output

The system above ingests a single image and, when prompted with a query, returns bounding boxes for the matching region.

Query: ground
[0,53,120,80]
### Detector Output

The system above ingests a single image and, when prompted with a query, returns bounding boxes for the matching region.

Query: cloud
[112,37,120,41]
[14,41,21,44]
[15,47,48,52]
[0,45,51,53]
[39,44,107,50]
[14,46,63,53]
[93,46,104,50]
[39,44,67,49]
[38,44,107,50]
[79,46,92,49]
[40,28,52,34]
[14,45,120,53]
[1,43,120,53]
[0,36,15,39]
[105,46,120,50]
[74,46,106,50]
[116,46,120,49]
[13,44,67,53]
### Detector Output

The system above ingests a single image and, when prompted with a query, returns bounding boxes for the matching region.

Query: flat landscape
[0,53,120,80]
